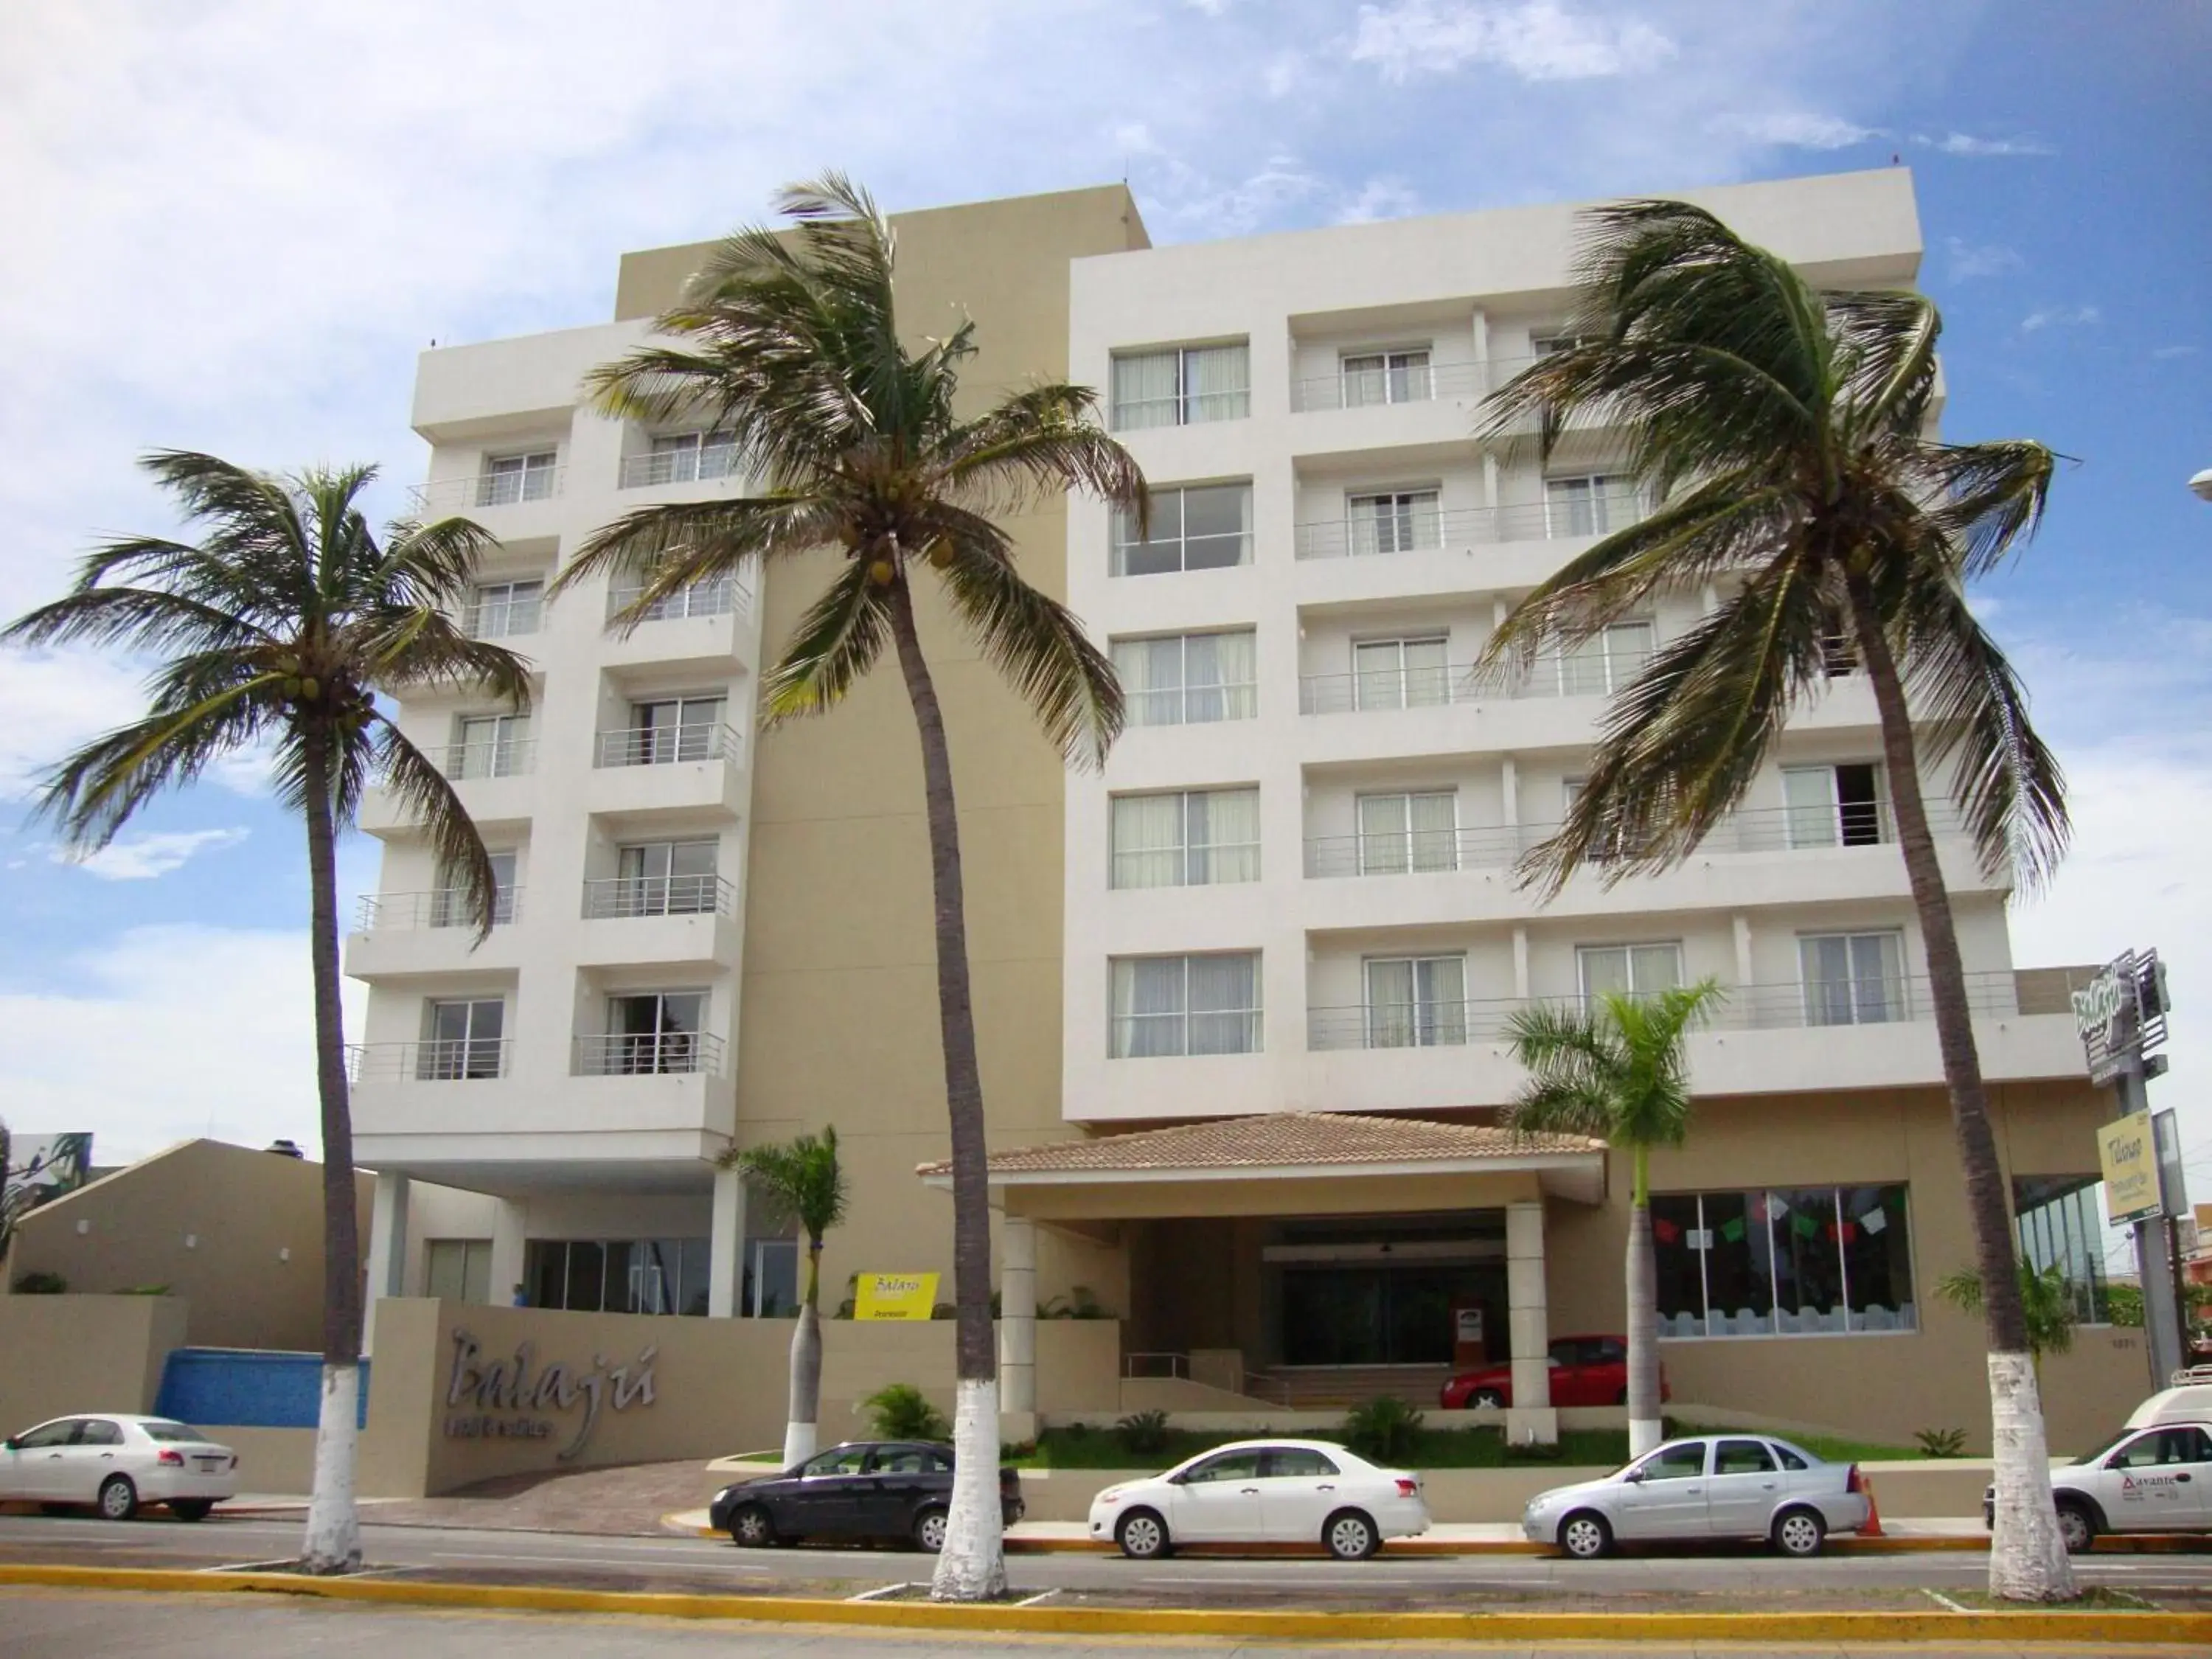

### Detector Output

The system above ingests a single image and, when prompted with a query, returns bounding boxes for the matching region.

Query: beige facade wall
[3,1140,371,1352]
[0,1294,187,1436]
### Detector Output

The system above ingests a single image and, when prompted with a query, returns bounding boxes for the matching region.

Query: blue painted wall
[155,1348,369,1429]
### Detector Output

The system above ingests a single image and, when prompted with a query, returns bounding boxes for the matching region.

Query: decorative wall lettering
[442,1329,659,1459]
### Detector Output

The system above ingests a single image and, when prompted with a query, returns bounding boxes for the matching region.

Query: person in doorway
[510,1283,529,1307]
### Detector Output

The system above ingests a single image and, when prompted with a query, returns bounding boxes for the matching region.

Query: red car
[1439,1335,1669,1410]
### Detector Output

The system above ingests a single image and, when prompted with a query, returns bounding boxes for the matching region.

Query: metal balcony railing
[581,874,736,919]
[464,596,542,639]
[1287,352,1607,414]
[1297,653,1652,713]
[593,724,740,768]
[1293,493,1644,560]
[606,576,751,625]
[353,888,523,931]
[441,737,536,780]
[347,1038,511,1082]
[409,468,566,513]
[1305,971,2024,1051]
[573,1031,726,1077]
[617,447,742,489]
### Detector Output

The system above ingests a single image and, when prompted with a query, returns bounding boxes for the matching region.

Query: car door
[60,1419,131,1503]
[1545,1338,1593,1407]
[2100,1427,2212,1530]
[1703,1438,1784,1537]
[1610,1441,1711,1539]
[786,1444,872,1535]
[1168,1449,1267,1543]
[0,1419,81,1500]
[1584,1338,1629,1407]
[862,1444,936,1534]
[1256,1446,1343,1543]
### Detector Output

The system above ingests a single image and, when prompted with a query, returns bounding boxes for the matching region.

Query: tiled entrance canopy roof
[917,1113,1605,1180]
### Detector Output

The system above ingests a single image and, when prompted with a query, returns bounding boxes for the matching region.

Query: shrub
[863,1382,949,1442]
[1116,1409,1171,1455]
[1914,1427,1968,1458]
[12,1271,66,1295]
[1040,1285,1116,1320]
[1342,1395,1425,1463]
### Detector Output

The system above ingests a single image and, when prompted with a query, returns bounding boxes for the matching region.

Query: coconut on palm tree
[1,451,528,1573]
[549,175,1146,1601]
[723,1127,849,1467]
[1503,980,1722,1457]
[1475,200,2074,1600]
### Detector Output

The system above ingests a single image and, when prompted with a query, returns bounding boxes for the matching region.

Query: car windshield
[2072,1429,2133,1467]
[139,1420,209,1443]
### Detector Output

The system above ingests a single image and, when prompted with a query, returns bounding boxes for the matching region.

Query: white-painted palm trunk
[1625,1161,1663,1459]
[782,1301,822,1467]
[1986,1351,2076,1601]
[300,1363,361,1573]
[930,1377,1005,1601]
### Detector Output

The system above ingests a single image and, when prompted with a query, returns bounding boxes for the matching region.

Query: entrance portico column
[999,1215,1038,1423]
[361,1171,410,1353]
[1506,1199,1558,1445]
[709,1164,748,1318]
[489,1198,526,1309]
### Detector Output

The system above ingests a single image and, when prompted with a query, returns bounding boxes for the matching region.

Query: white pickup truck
[1986,1368,2212,1551]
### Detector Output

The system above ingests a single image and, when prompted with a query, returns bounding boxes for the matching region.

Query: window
[76,1420,123,1447]
[1545,474,1640,538]
[431,850,518,929]
[1714,1439,1777,1476]
[141,1421,209,1443]
[1357,792,1458,875]
[1110,953,1262,1057]
[802,1445,872,1477]
[424,1239,493,1303]
[479,450,557,507]
[15,1420,79,1450]
[1183,1449,1265,1483]
[1577,942,1683,1002]
[1113,483,1251,576]
[1364,955,1468,1048]
[466,580,542,639]
[1532,333,1596,359]
[605,991,709,1074]
[606,840,720,917]
[1110,343,1250,429]
[1346,489,1441,556]
[1652,1184,1916,1338]
[1353,636,1450,711]
[1799,931,1907,1026]
[1783,764,1888,848]
[420,998,504,1080]
[1110,789,1260,889]
[1341,349,1432,407]
[1264,1447,1341,1478]
[617,695,727,765]
[451,713,529,779]
[1554,620,1653,696]
[872,1447,942,1474]
[1112,630,1257,726]
[650,429,737,483]
[1637,1443,1708,1481]
[2110,1428,2212,1470]
[2014,1175,2110,1324]
[526,1238,709,1314]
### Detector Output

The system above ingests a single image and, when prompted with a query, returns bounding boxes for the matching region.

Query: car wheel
[170,1500,215,1523]
[1116,1508,1169,1560]
[97,1475,139,1522]
[1558,1510,1613,1560]
[913,1507,948,1554]
[1472,1388,1506,1410]
[1772,1508,1826,1558]
[726,1503,777,1548]
[1324,1509,1380,1561]
[2056,1501,2097,1554]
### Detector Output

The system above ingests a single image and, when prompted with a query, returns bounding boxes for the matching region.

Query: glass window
[1111,630,1257,726]
[431,850,517,929]
[1773,1441,1812,1471]
[1655,1185,1916,1338]
[1265,1448,1342,1478]
[452,713,529,779]
[1110,344,1250,430]
[1637,1442,1708,1481]
[1110,953,1261,1057]
[802,1445,872,1477]
[1346,490,1441,556]
[872,1447,934,1473]
[609,840,721,917]
[1113,484,1252,576]
[479,450,557,507]
[606,991,709,1074]
[1352,637,1450,711]
[1341,349,1432,407]
[2110,1428,2212,1470]
[1783,764,1888,849]
[467,579,543,639]
[1363,956,1467,1049]
[1768,1189,1846,1333]
[1800,932,1907,1026]
[15,1420,80,1450]
[1545,473,1639,538]
[75,1420,123,1447]
[1715,1439,1776,1475]
[648,428,739,483]
[1356,791,1458,875]
[141,1421,207,1444]
[1556,620,1654,696]
[1577,942,1683,1002]
[424,1238,493,1302]
[1110,790,1260,889]
[2012,1175,2110,1324]
[1183,1450,1265,1484]
[1651,1193,1708,1335]
[622,695,727,764]
[748,1237,799,1318]
[420,998,504,1079]
[1840,1185,1915,1331]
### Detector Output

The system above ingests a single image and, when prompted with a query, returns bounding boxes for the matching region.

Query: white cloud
[1710,111,1880,151]
[1337,176,1424,224]
[2021,304,2101,333]
[0,649,149,799]
[1262,49,1310,99]
[2151,344,2199,361]
[1944,236,2022,282]
[1919,131,2053,158]
[1350,1,1677,84]
[57,827,250,881]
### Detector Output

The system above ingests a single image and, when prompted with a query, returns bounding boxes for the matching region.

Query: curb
[7,1561,2207,1645]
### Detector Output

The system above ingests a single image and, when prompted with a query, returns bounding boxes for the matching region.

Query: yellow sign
[855,1272,940,1321]
[2099,1110,2160,1225]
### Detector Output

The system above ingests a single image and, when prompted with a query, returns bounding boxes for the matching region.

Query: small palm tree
[723,1127,849,1467]
[551,175,1145,1601]
[1937,1264,2079,1383]
[1,451,527,1573]
[1476,201,2075,1602]
[1503,980,1723,1458]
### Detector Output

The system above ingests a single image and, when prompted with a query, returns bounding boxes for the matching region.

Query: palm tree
[1503,980,1723,1458]
[723,1127,850,1467]
[1,451,529,1573]
[549,175,1145,1600]
[1475,200,2075,1600]
[1937,1263,2079,1385]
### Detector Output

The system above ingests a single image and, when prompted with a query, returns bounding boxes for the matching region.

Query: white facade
[1060,168,2078,1128]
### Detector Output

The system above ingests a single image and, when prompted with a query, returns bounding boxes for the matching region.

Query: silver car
[1523,1434,1872,1559]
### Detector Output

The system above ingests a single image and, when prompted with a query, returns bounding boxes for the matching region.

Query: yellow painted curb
[4,1562,2210,1645]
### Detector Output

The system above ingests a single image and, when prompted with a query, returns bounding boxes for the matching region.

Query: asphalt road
[1,1588,2205,1659]
[4,1510,2212,1607]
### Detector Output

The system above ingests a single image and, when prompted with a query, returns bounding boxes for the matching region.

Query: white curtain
[1112,957,1187,1057]
[1186,953,1259,1054]
[1354,641,1406,712]
[1783,768,1838,849]
[1410,791,1459,871]
[1420,956,1468,1046]
[1801,932,1905,1026]
[1191,787,1260,885]
[1366,958,1414,1048]
[1183,344,1250,422]
[1114,636,1183,726]
[1112,351,1179,431]
[1111,795,1186,889]
[1403,636,1448,706]
[1358,794,1411,875]
[1190,629,1256,722]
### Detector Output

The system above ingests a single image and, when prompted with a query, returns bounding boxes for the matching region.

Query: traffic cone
[1860,1473,1884,1537]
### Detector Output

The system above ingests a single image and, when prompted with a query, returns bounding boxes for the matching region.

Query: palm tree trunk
[1625,1143,1663,1458]
[886,578,1005,1603]
[785,1237,824,1467]
[299,720,364,1575]
[1844,572,2073,1601]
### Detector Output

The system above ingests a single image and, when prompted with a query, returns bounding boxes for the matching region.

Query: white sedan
[1089,1438,1430,1559]
[0,1413,239,1520]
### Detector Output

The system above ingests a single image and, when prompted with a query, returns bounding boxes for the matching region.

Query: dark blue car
[709,1440,1025,1552]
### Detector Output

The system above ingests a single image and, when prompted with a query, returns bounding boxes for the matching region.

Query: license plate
[195,1458,222,1470]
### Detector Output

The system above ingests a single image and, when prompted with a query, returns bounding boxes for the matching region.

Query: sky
[0,1,2208,1223]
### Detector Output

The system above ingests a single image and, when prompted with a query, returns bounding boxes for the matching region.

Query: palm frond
[372,515,504,608]
[1916,439,2055,580]
[936,384,1149,524]
[0,584,274,656]
[551,493,844,627]
[723,1126,850,1240]
[33,679,279,852]
[758,554,892,724]
[368,717,504,942]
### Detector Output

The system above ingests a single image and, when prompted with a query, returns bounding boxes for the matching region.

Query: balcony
[1294,495,1642,563]
[464,595,542,640]
[360,739,536,836]
[573,1031,727,1077]
[346,888,527,979]
[594,723,740,769]
[347,1037,511,1082]
[356,888,524,931]
[410,468,566,515]
[608,575,751,625]
[443,737,537,780]
[617,448,740,490]
[582,874,735,919]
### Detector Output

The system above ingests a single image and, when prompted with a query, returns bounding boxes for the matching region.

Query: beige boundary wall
[0,1294,187,1435]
